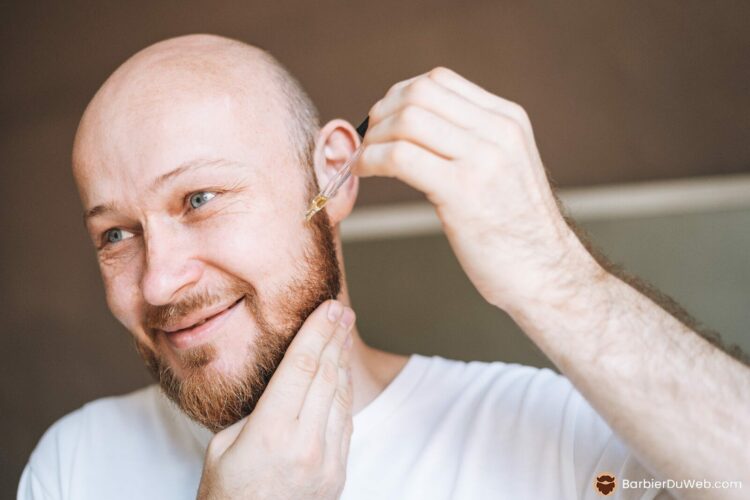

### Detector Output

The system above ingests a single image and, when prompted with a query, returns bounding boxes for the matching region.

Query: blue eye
[102,228,135,246]
[189,191,216,209]
[106,229,123,243]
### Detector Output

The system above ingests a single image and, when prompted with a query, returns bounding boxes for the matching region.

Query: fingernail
[339,308,355,329]
[327,300,343,322]
[346,366,352,382]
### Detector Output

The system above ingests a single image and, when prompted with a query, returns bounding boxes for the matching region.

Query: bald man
[18,35,749,500]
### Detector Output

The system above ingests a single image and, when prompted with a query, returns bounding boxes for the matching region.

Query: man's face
[74,85,340,432]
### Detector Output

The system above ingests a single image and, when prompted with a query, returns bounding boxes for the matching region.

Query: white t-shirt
[18,354,664,499]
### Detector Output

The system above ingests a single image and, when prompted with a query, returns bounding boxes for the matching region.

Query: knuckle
[292,352,319,375]
[358,145,374,170]
[405,77,431,100]
[330,330,347,349]
[387,141,409,164]
[386,81,402,97]
[510,103,531,128]
[400,103,421,123]
[368,99,384,121]
[428,66,453,80]
[495,115,526,147]
[511,102,529,122]
[308,323,333,342]
[296,441,324,469]
[320,360,339,385]
[334,384,353,409]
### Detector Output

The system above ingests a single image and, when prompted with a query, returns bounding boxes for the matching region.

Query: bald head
[69,35,360,433]
[73,34,319,189]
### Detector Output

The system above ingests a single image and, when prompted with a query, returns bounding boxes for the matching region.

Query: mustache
[144,279,256,334]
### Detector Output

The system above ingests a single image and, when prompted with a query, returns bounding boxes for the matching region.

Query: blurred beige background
[2,1,749,495]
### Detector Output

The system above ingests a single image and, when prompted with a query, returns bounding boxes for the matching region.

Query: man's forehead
[73,85,292,202]
[74,94,280,188]
[72,36,306,212]
[74,44,289,175]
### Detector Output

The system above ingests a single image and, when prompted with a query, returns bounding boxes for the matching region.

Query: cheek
[195,203,310,292]
[101,257,147,338]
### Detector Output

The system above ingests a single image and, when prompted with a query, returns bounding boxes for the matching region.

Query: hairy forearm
[506,234,750,496]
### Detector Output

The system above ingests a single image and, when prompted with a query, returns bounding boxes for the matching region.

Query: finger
[370,74,473,125]
[365,105,479,160]
[251,300,346,422]
[369,75,509,147]
[340,407,354,466]
[355,140,451,197]
[297,307,355,437]
[325,336,353,466]
[377,73,424,106]
[424,67,530,125]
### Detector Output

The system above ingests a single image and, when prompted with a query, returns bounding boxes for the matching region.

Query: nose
[140,219,204,306]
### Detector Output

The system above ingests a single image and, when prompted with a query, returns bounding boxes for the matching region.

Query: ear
[312,119,360,225]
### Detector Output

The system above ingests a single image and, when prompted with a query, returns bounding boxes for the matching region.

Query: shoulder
[43,385,164,446]
[410,355,585,446]
[380,356,585,497]
[20,385,163,498]
[31,384,162,454]
[415,354,575,407]
[418,356,662,498]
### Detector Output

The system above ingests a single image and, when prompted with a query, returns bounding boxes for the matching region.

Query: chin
[172,339,251,379]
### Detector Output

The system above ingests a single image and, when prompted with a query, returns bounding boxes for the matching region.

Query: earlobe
[312,119,360,225]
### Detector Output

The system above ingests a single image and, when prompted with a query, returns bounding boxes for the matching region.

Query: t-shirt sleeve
[17,408,85,500]
[17,464,55,500]
[569,387,666,499]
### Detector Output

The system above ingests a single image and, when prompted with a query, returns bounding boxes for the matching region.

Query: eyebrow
[83,158,245,223]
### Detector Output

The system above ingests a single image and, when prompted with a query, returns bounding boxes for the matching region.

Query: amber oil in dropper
[305,194,329,221]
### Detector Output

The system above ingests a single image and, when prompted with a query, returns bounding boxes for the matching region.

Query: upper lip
[159,298,242,333]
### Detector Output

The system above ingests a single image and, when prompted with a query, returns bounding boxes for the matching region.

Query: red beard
[134,207,341,432]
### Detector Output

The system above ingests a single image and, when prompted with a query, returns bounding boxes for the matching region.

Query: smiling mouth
[165,297,244,333]
[158,297,245,350]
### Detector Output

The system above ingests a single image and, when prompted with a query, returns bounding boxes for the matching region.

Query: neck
[338,266,409,414]
[332,230,409,414]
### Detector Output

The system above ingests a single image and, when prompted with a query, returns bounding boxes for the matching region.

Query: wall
[344,207,750,365]
[3,1,750,495]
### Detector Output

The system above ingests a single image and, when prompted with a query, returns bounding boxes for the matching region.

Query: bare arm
[508,226,749,498]
[354,66,750,499]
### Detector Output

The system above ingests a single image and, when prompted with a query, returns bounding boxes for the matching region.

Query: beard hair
[133,205,341,433]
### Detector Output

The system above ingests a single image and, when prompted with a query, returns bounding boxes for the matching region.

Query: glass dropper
[305,117,369,221]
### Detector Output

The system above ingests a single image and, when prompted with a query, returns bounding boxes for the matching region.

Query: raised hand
[356,68,598,312]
